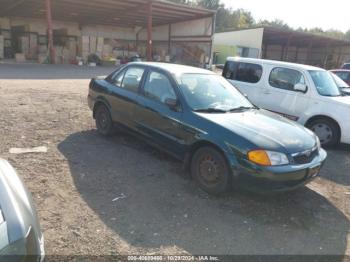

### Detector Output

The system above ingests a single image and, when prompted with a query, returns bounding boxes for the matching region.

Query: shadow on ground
[58,130,350,256]
[0,63,115,80]
[321,144,350,186]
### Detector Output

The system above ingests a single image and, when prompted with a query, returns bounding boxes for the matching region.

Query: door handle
[263,90,271,95]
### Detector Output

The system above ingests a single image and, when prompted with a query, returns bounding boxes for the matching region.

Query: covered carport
[0,0,216,66]
[262,26,350,69]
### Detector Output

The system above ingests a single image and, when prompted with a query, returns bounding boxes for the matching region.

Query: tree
[197,0,221,10]
[345,30,350,40]
[257,19,290,30]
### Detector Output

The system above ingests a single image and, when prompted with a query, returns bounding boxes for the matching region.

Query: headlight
[248,150,289,166]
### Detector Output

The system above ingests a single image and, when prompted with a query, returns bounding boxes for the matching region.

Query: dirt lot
[0,63,350,258]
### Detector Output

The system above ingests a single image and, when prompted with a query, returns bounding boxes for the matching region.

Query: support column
[284,34,292,61]
[168,24,171,55]
[263,43,268,59]
[323,40,332,69]
[45,0,55,64]
[306,37,314,65]
[208,13,216,67]
[147,1,153,61]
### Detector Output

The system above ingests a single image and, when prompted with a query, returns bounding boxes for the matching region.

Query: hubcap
[311,123,333,144]
[198,155,220,186]
[98,112,108,130]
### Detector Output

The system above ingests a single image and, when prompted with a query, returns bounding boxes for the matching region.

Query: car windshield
[309,70,342,97]
[176,73,254,112]
[331,72,349,88]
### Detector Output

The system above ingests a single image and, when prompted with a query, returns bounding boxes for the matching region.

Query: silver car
[0,159,44,261]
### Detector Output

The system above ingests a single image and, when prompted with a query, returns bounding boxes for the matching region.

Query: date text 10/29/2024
[128,256,220,261]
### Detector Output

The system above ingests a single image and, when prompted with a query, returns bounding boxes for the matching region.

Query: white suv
[223,57,350,146]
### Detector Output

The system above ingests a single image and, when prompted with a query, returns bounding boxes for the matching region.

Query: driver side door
[134,69,187,158]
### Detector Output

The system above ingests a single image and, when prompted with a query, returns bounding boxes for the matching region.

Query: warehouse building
[214,27,350,69]
[0,0,216,67]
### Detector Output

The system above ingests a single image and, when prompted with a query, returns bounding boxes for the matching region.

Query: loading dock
[0,0,216,67]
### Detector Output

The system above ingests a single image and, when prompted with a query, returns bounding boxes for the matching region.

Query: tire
[306,118,340,147]
[95,104,114,136]
[190,147,232,195]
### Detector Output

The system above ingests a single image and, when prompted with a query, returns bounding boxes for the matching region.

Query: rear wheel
[191,147,232,195]
[306,118,340,147]
[95,104,114,136]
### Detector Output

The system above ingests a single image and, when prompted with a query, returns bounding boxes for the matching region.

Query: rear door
[134,69,186,157]
[259,66,311,121]
[105,66,146,129]
[223,61,263,104]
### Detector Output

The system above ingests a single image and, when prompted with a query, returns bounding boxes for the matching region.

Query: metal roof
[262,26,350,48]
[0,0,215,27]
[216,26,350,48]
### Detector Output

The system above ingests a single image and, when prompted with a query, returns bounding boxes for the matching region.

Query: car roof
[226,57,324,71]
[127,62,215,76]
[330,69,350,72]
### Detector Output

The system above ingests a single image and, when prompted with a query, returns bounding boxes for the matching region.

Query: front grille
[292,147,319,165]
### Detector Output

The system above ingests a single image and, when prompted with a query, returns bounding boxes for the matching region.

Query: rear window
[223,61,262,84]
[334,71,350,81]
[342,63,350,70]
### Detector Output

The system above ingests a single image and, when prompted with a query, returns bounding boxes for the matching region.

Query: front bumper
[232,149,327,192]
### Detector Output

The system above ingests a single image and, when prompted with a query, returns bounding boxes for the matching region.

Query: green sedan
[88,62,327,194]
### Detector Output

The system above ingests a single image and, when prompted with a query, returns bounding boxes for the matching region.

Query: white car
[223,57,350,146]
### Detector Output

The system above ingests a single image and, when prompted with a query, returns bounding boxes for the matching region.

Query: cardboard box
[38,54,48,64]
[15,53,26,63]
[89,36,97,54]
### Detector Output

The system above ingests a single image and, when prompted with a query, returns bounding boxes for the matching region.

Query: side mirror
[165,98,179,111]
[294,83,307,93]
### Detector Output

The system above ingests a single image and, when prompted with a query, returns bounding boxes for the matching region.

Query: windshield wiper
[228,106,256,112]
[194,108,228,113]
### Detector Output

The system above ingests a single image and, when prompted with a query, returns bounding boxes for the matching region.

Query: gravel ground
[0,63,350,258]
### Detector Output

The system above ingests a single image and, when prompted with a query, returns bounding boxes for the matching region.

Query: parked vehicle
[330,71,350,95]
[88,62,326,194]
[341,63,350,70]
[223,57,350,147]
[0,159,44,261]
[330,69,350,85]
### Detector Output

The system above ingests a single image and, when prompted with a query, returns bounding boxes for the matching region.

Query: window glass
[334,72,350,81]
[121,67,145,93]
[177,74,252,111]
[342,64,350,70]
[269,67,305,91]
[113,70,125,86]
[309,70,341,97]
[144,71,176,103]
[223,61,238,80]
[236,63,263,83]
[223,61,262,84]
[331,73,349,88]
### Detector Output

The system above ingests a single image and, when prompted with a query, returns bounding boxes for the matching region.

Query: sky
[221,0,349,33]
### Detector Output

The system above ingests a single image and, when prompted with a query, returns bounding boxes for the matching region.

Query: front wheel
[306,118,340,147]
[95,104,114,136]
[191,147,232,195]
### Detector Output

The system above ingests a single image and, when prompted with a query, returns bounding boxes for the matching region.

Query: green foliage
[346,30,350,40]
